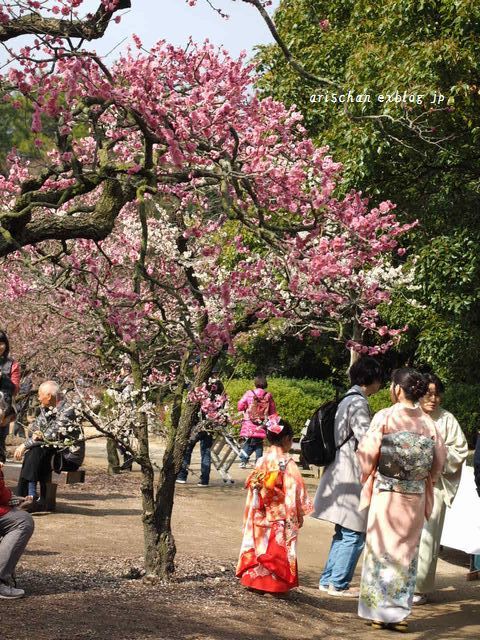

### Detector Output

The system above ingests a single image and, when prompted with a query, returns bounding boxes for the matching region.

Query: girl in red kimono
[236,417,313,594]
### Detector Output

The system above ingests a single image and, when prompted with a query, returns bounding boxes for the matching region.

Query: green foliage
[256,0,480,382]
[347,385,478,445]
[226,377,336,435]
[0,97,55,170]
[226,378,391,435]
[229,330,349,382]
[382,230,480,381]
[443,384,480,447]
[368,387,392,415]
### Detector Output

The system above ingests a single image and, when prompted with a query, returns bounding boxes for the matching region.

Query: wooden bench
[3,462,86,511]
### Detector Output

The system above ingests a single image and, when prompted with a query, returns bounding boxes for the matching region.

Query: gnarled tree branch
[0,1,131,43]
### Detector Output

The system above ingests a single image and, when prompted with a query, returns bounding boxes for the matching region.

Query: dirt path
[2,452,479,640]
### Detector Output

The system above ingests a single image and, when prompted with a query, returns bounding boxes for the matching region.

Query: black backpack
[300,392,362,467]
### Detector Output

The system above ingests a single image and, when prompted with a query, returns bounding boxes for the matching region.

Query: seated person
[14,381,85,510]
[0,462,34,598]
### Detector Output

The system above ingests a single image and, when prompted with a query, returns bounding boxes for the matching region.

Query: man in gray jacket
[14,381,84,509]
[312,357,382,597]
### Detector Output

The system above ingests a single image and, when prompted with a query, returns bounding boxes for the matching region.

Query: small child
[237,375,276,467]
[236,417,313,594]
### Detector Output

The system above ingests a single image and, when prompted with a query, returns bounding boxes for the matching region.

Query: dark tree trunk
[149,354,217,578]
[106,437,120,474]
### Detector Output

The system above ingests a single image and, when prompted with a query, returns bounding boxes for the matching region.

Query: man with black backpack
[312,357,382,597]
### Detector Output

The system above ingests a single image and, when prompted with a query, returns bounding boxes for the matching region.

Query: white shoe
[0,582,25,599]
[327,585,359,598]
[239,462,247,469]
[413,593,428,605]
[175,479,186,484]
[319,584,329,592]
[197,483,209,487]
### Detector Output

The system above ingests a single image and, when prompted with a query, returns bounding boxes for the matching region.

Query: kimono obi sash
[375,431,435,495]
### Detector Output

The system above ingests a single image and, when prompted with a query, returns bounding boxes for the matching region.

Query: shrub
[362,384,478,446]
[226,377,336,436]
[443,384,479,447]
[368,388,391,415]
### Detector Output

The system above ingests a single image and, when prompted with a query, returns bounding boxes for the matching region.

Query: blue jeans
[320,524,366,590]
[177,432,213,485]
[240,437,263,463]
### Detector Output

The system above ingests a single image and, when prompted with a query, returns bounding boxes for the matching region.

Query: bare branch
[241,0,340,88]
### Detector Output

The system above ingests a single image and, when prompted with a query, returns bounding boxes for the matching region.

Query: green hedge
[226,378,336,436]
[226,379,479,445]
[366,385,479,445]
[443,384,479,447]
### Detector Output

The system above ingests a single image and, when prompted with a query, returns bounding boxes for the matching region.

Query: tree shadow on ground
[2,586,356,640]
[60,491,135,501]
[412,600,480,639]
[55,503,142,517]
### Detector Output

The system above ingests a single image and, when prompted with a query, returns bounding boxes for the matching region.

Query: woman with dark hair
[414,373,467,604]
[0,331,20,463]
[356,368,446,632]
[236,417,313,594]
[313,356,383,596]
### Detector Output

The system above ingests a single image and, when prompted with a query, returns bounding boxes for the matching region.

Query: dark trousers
[17,446,54,498]
[177,432,213,485]
[0,426,7,463]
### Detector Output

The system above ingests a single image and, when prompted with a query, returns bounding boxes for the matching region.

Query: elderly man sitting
[14,381,84,511]
[0,462,34,598]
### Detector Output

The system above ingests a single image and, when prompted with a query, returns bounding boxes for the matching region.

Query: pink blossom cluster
[187,383,228,423]
[0,40,416,384]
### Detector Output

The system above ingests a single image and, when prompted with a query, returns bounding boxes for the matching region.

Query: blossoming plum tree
[0,2,413,578]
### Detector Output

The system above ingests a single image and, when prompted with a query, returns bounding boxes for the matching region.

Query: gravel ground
[2,463,479,640]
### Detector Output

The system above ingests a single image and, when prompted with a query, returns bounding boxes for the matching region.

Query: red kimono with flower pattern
[236,446,313,593]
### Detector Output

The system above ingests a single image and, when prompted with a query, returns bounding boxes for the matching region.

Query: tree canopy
[255,0,480,380]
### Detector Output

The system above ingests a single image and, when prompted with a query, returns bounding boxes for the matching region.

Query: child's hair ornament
[266,415,283,434]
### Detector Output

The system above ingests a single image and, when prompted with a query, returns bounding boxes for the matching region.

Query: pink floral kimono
[357,404,446,623]
[236,446,313,593]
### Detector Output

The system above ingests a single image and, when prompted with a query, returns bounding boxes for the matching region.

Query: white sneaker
[413,593,428,605]
[327,585,359,598]
[196,483,209,487]
[319,584,329,592]
[239,462,247,469]
[175,479,186,484]
[0,582,25,599]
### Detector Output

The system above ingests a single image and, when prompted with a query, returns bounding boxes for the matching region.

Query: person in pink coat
[237,375,277,468]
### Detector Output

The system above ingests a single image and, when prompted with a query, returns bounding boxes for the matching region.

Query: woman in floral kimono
[357,369,446,632]
[236,417,313,594]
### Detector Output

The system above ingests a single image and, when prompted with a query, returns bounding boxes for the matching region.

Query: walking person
[312,356,383,597]
[357,368,446,632]
[176,378,226,487]
[236,417,313,594]
[237,375,276,468]
[0,331,20,463]
[414,373,468,604]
